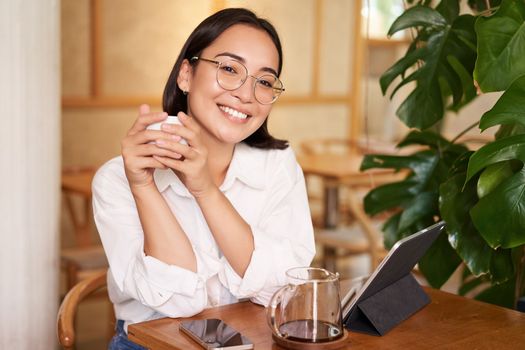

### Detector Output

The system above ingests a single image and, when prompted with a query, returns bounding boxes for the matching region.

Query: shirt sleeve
[92,157,208,318]
[218,149,316,306]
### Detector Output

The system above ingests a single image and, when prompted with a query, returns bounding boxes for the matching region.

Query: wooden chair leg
[66,262,79,291]
[323,247,338,273]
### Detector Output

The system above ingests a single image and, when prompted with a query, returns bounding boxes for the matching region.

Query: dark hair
[162,8,288,150]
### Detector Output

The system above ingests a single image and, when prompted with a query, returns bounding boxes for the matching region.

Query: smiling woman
[91,8,315,350]
[172,24,282,146]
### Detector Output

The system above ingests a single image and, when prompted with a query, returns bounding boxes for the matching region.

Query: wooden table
[128,287,525,349]
[297,153,364,229]
[297,153,403,228]
[297,153,404,271]
[61,166,97,246]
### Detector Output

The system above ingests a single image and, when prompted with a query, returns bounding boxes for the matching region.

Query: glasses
[190,56,285,105]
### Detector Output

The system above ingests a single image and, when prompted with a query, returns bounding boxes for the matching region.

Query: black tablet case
[343,221,445,336]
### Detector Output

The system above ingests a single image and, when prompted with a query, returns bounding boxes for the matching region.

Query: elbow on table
[159,295,207,319]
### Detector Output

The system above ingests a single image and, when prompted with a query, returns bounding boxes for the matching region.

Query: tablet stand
[344,273,429,336]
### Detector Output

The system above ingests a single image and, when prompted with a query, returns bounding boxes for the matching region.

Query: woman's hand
[122,105,183,190]
[152,112,216,198]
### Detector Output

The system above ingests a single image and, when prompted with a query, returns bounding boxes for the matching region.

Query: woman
[92,7,315,349]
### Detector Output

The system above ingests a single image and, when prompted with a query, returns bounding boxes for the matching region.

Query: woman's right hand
[121,104,181,190]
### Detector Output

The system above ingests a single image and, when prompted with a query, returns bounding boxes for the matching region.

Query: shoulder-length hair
[162,8,288,150]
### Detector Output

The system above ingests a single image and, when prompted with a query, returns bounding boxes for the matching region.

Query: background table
[61,166,97,246]
[128,287,525,350]
[297,153,406,229]
[297,153,404,271]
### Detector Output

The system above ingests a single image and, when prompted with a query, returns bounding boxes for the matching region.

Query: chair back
[57,270,108,349]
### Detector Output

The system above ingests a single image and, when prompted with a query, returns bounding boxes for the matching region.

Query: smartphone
[179,318,254,350]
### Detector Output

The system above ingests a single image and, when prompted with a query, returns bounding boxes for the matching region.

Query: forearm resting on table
[196,187,254,277]
[132,185,197,272]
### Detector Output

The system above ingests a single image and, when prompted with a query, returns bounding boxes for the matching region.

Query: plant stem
[515,245,525,309]
[450,121,480,144]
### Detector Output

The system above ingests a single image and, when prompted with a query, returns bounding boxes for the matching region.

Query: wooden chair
[57,270,111,349]
[61,166,108,291]
[300,138,399,227]
[299,138,404,274]
[314,185,389,274]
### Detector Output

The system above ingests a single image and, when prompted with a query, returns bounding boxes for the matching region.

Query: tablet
[342,221,445,320]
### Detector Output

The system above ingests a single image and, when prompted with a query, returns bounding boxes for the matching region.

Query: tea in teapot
[267,267,344,343]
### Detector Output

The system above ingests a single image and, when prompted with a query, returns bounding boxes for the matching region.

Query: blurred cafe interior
[1,0,507,349]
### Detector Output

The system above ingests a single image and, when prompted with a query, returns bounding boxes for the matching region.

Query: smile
[219,105,250,120]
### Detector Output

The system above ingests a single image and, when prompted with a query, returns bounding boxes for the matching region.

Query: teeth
[220,105,248,119]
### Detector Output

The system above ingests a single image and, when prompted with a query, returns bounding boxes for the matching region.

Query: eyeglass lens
[216,60,283,104]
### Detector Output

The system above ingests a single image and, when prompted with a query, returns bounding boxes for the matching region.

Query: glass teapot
[266,267,344,343]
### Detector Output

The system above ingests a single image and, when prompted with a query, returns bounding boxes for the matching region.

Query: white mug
[147,115,187,145]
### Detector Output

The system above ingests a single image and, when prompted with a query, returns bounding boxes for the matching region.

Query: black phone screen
[179,318,254,350]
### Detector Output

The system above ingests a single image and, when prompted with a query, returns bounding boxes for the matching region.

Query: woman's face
[180,24,280,146]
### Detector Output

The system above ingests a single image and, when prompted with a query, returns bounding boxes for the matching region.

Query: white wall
[0,0,61,349]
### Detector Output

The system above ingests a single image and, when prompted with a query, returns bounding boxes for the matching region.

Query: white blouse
[92,143,315,330]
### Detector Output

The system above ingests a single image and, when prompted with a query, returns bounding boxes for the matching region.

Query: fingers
[155,138,196,159]
[153,155,186,171]
[139,104,150,115]
[160,113,201,148]
[125,129,176,146]
[131,142,184,159]
[128,108,168,136]
[133,156,169,170]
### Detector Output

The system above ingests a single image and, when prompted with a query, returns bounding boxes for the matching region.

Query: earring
[182,90,188,95]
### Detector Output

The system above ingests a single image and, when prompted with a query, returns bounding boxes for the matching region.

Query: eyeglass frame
[189,56,285,105]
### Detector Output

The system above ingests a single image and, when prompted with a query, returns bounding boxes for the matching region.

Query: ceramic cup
[146,115,187,145]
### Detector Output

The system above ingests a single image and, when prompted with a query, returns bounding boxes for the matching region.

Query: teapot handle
[266,285,289,338]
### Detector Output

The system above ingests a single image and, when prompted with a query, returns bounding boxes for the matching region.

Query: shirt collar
[224,143,266,191]
[153,143,266,196]
[153,167,190,197]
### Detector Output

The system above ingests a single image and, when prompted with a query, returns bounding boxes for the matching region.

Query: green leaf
[360,151,440,180]
[364,180,418,215]
[380,47,426,95]
[468,0,502,13]
[489,247,516,282]
[465,134,525,183]
[436,0,460,23]
[449,151,474,176]
[397,84,445,129]
[398,191,438,231]
[474,0,525,92]
[382,213,403,250]
[387,6,447,37]
[439,59,464,108]
[479,75,525,131]
[447,55,477,110]
[451,13,478,52]
[397,130,450,148]
[477,161,514,198]
[470,169,525,248]
[440,172,514,282]
[496,123,525,139]
[397,130,468,155]
[382,13,477,129]
[419,228,462,288]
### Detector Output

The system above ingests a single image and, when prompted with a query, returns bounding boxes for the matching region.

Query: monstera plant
[362,0,525,308]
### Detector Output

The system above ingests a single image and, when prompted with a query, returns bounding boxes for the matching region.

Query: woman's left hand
[153,112,216,198]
